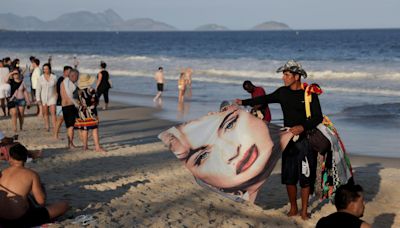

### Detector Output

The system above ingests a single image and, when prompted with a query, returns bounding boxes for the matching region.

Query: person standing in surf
[235,60,323,220]
[153,67,165,102]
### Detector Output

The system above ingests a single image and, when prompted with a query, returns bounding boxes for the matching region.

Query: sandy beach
[1,103,399,228]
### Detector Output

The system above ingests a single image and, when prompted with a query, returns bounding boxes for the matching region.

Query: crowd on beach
[0,57,371,227]
[0,55,115,226]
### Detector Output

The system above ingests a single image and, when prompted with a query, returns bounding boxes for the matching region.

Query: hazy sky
[2,0,399,30]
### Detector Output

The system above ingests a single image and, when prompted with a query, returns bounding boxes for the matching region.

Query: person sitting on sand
[0,131,42,161]
[0,143,69,227]
[316,184,371,228]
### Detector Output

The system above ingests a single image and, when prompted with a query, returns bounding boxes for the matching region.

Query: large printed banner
[158,106,293,202]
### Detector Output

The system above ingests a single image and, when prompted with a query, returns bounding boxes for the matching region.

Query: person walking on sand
[317,184,371,228]
[54,66,72,139]
[153,67,164,102]
[60,69,79,149]
[96,61,111,110]
[0,144,69,227]
[36,63,57,132]
[76,74,105,152]
[0,59,10,116]
[7,69,31,135]
[30,58,41,116]
[178,72,186,103]
[235,60,323,220]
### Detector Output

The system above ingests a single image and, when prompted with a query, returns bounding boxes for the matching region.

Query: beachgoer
[235,60,323,220]
[7,69,31,134]
[0,60,10,116]
[178,72,186,102]
[185,67,193,87]
[95,61,111,110]
[316,184,371,228]
[159,105,293,202]
[54,66,72,139]
[242,80,272,123]
[31,58,41,115]
[73,55,79,69]
[153,67,164,102]
[0,144,69,227]
[36,63,57,132]
[60,69,79,149]
[0,131,42,161]
[76,74,105,152]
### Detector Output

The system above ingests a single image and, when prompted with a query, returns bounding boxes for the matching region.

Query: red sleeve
[251,87,266,98]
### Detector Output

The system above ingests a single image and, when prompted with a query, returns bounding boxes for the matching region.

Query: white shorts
[0,84,11,99]
[56,105,63,116]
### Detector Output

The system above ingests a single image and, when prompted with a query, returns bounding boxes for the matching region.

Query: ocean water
[0,30,399,157]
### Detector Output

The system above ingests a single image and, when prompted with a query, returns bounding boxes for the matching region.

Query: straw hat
[77,73,96,89]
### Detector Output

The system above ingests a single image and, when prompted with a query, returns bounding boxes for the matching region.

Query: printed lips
[236,144,258,175]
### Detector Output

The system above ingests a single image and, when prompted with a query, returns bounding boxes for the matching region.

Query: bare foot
[287,208,298,217]
[68,144,77,149]
[95,147,107,153]
[300,212,311,220]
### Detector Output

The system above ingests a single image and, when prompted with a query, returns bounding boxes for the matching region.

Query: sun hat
[276,60,308,78]
[77,74,96,89]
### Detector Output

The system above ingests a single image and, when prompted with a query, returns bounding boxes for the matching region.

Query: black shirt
[56,76,65,106]
[242,86,323,131]
[316,212,364,228]
[9,79,22,97]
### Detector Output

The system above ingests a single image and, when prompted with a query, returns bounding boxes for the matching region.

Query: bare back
[154,71,164,83]
[60,80,74,107]
[0,166,38,219]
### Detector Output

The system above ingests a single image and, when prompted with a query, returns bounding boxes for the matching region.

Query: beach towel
[159,106,293,203]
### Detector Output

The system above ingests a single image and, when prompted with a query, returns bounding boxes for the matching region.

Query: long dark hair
[42,63,52,74]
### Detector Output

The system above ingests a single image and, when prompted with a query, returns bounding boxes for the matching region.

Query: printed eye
[225,115,238,131]
[194,151,209,166]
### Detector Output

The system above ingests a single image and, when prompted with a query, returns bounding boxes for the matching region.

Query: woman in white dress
[36,63,57,131]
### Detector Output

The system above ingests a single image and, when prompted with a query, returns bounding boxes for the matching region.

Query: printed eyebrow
[185,145,209,163]
[218,111,235,130]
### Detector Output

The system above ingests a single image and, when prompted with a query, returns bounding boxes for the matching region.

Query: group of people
[0,56,111,152]
[152,66,193,103]
[0,56,114,227]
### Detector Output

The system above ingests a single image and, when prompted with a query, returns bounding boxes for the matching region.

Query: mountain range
[0,9,290,31]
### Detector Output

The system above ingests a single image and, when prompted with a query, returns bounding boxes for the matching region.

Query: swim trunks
[157,83,164,92]
[62,105,78,128]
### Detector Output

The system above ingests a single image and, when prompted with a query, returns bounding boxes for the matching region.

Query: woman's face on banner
[178,106,273,189]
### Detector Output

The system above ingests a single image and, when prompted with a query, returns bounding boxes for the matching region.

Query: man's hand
[234,99,242,105]
[289,125,304,135]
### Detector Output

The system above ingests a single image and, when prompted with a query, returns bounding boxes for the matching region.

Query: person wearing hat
[75,74,105,152]
[235,60,324,220]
